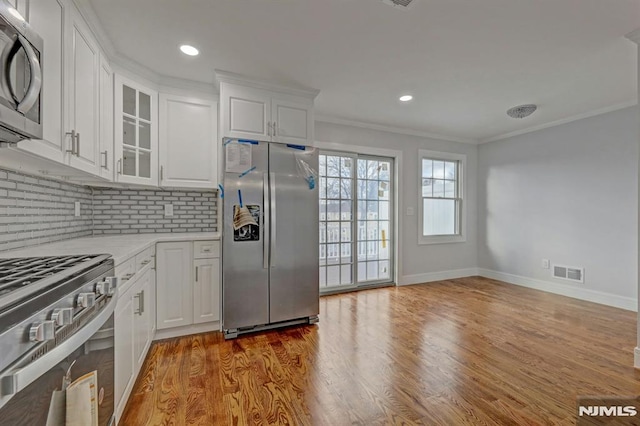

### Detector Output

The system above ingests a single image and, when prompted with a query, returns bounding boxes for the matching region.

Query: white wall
[478,106,639,309]
[315,121,479,285]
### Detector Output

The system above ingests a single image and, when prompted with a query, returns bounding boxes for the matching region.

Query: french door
[319,151,394,293]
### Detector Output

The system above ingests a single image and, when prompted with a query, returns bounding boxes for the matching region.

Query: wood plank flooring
[120,277,640,425]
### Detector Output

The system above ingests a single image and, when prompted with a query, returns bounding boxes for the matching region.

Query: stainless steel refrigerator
[222,139,319,339]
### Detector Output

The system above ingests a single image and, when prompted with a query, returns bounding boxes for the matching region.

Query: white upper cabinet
[98,55,114,180]
[218,71,318,145]
[114,75,158,186]
[272,97,314,145]
[222,85,271,141]
[67,6,101,175]
[17,0,67,164]
[159,94,218,188]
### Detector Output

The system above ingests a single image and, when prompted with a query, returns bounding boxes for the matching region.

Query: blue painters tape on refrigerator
[218,184,224,198]
[223,138,260,145]
[238,166,256,178]
[238,190,243,207]
[286,144,306,150]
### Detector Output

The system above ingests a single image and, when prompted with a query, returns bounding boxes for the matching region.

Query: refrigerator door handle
[263,172,270,269]
[270,172,276,268]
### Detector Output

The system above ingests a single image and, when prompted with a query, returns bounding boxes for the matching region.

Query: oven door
[0,3,42,141]
[0,297,116,426]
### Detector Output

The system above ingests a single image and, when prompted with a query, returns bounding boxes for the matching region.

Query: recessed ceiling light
[506,104,537,119]
[399,95,413,102]
[179,45,199,56]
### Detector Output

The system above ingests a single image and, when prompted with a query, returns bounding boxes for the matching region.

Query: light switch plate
[164,204,174,217]
[74,201,81,217]
[406,207,415,216]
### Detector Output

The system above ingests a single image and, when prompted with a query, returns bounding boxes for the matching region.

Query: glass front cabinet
[114,74,158,185]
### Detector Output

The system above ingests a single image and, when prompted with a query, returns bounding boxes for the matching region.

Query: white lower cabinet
[157,241,220,331]
[114,249,156,423]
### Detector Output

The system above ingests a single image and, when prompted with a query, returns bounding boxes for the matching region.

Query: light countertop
[0,232,221,266]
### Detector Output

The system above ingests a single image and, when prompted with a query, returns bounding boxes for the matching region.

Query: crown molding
[626,28,640,45]
[480,100,638,144]
[314,114,478,144]
[215,70,320,99]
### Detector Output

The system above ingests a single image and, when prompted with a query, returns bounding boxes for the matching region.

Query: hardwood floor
[120,277,640,425]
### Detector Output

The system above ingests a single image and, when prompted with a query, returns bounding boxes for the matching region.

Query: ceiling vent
[381,0,416,10]
[553,264,584,283]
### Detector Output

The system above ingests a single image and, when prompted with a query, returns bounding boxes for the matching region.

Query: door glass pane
[122,148,136,176]
[123,116,136,146]
[123,85,136,115]
[326,265,340,286]
[139,121,151,149]
[139,92,151,121]
[320,153,393,291]
[139,150,151,178]
[319,154,355,289]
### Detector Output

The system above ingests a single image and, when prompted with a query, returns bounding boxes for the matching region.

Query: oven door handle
[0,294,117,399]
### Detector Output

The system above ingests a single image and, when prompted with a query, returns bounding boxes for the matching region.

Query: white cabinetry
[218,71,318,145]
[156,241,220,333]
[18,0,67,164]
[155,242,192,329]
[67,6,101,175]
[114,247,156,423]
[114,75,159,186]
[159,94,218,188]
[98,55,114,180]
[17,0,106,179]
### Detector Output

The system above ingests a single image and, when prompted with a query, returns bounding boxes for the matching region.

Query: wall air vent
[381,0,416,10]
[553,264,584,283]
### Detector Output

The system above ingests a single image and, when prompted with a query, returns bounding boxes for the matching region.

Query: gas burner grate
[0,255,105,294]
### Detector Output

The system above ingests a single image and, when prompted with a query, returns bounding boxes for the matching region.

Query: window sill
[418,235,466,245]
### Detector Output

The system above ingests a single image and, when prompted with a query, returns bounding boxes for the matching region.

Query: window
[419,150,466,244]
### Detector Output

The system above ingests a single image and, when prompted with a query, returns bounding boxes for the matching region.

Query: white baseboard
[399,268,480,286]
[153,321,221,341]
[478,268,637,312]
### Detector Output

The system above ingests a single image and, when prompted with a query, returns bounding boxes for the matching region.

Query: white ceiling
[87,0,640,143]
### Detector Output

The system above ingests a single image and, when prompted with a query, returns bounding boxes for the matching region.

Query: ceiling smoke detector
[506,104,537,119]
[381,0,416,10]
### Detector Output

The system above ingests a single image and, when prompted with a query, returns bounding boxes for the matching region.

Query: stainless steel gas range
[0,254,118,426]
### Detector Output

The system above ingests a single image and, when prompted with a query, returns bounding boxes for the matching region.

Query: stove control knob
[29,320,55,342]
[96,277,118,296]
[77,292,96,308]
[52,307,74,326]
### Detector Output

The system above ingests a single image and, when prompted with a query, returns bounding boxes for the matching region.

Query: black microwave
[0,1,43,146]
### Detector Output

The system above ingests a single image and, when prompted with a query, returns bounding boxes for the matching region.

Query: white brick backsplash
[0,169,93,252]
[0,168,218,252]
[91,188,216,235]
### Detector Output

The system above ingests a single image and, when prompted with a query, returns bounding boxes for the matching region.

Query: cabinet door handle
[117,159,122,175]
[122,273,134,281]
[75,133,80,156]
[134,290,144,315]
[195,266,199,282]
[272,121,277,137]
[101,151,108,169]
[267,122,272,137]
[66,130,76,154]
[160,165,164,181]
